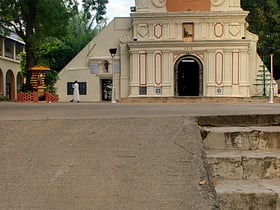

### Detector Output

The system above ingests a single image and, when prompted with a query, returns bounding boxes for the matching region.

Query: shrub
[0,95,8,101]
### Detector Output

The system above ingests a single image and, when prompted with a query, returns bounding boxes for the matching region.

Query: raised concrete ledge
[206,149,280,180]
[216,180,280,210]
[202,126,280,150]
[206,149,280,159]
[216,179,280,193]
[197,114,280,127]
[120,97,280,104]
[204,126,280,132]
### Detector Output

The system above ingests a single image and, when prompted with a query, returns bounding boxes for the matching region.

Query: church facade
[56,0,277,102]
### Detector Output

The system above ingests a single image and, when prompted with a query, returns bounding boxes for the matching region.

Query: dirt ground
[0,116,218,210]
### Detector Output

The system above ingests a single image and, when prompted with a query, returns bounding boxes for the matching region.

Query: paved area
[1,102,280,120]
[0,102,280,210]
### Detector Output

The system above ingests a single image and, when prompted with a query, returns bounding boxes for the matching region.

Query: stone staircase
[198,115,280,210]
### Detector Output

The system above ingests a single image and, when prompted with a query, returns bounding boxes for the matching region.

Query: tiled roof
[0,31,25,45]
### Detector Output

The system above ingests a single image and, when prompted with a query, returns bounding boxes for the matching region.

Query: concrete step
[206,149,280,180]
[203,126,280,150]
[197,114,280,127]
[215,179,280,210]
[200,120,280,209]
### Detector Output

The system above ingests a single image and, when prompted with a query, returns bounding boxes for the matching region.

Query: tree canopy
[0,0,108,90]
[0,0,70,66]
[241,0,280,79]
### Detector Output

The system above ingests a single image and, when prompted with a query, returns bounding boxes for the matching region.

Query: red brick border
[17,92,39,103]
[45,92,59,103]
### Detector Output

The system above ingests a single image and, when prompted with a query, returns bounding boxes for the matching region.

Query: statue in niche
[183,23,193,41]
[103,60,109,73]
[37,72,43,86]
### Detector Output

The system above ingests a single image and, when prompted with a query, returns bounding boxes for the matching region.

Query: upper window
[183,23,194,41]
[16,44,24,60]
[5,39,13,59]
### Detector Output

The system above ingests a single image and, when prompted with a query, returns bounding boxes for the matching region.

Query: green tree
[64,0,108,54]
[0,0,70,89]
[0,0,70,66]
[35,38,75,72]
[82,0,109,27]
[241,0,280,79]
[65,10,105,55]
[35,1,107,73]
[0,0,108,90]
[45,70,59,93]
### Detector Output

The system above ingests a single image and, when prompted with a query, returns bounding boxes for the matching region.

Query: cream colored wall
[0,57,21,97]
[210,0,242,11]
[56,18,132,102]
[129,7,259,97]
[0,36,23,99]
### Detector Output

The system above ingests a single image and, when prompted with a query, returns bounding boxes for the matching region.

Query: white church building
[56,0,277,102]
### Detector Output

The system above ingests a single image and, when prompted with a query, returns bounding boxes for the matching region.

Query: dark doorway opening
[102,79,112,101]
[176,57,201,96]
[6,70,15,100]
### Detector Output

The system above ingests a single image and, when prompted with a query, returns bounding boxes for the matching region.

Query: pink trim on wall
[139,53,147,85]
[154,24,163,39]
[232,52,240,85]
[154,53,163,85]
[215,52,224,85]
[214,23,224,38]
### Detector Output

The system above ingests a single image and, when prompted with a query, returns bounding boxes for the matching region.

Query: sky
[106,0,135,21]
[77,0,135,22]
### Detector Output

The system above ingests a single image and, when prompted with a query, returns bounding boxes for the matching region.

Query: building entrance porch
[174,55,203,97]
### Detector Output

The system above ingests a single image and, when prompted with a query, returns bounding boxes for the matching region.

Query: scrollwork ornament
[152,0,166,8]
[120,34,131,43]
[210,0,225,7]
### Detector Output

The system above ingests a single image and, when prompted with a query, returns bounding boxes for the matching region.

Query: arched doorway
[174,55,203,96]
[17,72,24,92]
[6,70,15,100]
[0,69,3,96]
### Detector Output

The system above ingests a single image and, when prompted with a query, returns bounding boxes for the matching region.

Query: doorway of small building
[101,79,112,101]
[0,69,3,96]
[174,55,203,96]
[6,70,15,100]
[16,72,24,92]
